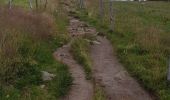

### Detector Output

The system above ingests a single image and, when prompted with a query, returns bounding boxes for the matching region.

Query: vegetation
[0,0,72,100]
[1,0,170,99]
[75,1,170,100]
[93,84,107,100]
[71,37,92,80]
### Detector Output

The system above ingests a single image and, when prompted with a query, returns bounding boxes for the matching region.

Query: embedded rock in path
[92,40,101,45]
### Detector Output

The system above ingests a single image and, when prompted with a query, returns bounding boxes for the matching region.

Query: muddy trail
[91,36,152,100]
[54,18,94,100]
[54,0,153,100]
[54,43,93,100]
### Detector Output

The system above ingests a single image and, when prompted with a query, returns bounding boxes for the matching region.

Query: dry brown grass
[0,7,55,39]
[0,6,56,85]
[136,26,162,52]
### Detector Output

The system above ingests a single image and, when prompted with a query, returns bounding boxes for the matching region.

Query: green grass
[71,38,92,80]
[35,42,72,99]
[0,0,57,10]
[74,1,170,100]
[0,0,72,99]
[0,33,72,100]
[0,30,72,100]
[0,0,32,8]
[93,84,107,100]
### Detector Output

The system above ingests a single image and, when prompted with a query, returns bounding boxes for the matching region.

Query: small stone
[60,53,66,57]
[6,95,9,98]
[92,41,101,45]
[41,71,56,81]
[40,85,45,89]
[97,32,105,36]
[84,39,91,43]
[62,45,69,48]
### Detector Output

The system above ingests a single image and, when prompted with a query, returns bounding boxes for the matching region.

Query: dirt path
[54,44,93,100]
[54,17,94,100]
[91,36,152,100]
[54,1,94,100]
[54,1,153,100]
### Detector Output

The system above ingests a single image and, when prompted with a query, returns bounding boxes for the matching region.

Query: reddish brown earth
[91,36,152,100]
[54,44,93,100]
[54,17,94,100]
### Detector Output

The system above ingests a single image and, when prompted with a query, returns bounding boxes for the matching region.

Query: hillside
[0,0,170,100]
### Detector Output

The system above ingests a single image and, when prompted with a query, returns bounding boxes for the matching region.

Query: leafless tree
[44,0,48,9]
[99,0,104,18]
[29,0,33,9]
[8,0,13,9]
[79,0,84,9]
[109,1,114,31]
[35,0,38,9]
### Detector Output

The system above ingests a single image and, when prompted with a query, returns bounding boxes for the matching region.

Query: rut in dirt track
[91,36,153,100]
[54,17,94,100]
[54,0,94,100]
[54,44,93,100]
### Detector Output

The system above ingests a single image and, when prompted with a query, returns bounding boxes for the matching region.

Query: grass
[93,84,107,100]
[0,0,72,99]
[0,0,51,9]
[74,1,170,100]
[0,0,33,9]
[69,9,106,98]
[71,37,92,80]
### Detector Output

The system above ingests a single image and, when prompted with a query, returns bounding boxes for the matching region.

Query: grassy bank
[0,0,72,99]
[74,1,170,100]
[93,84,107,100]
[71,37,92,79]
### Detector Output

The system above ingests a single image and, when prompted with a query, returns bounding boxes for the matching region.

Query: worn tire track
[54,17,94,100]
[54,44,93,100]
[91,36,153,100]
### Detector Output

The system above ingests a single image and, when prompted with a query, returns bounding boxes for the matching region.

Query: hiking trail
[91,36,152,100]
[54,0,153,100]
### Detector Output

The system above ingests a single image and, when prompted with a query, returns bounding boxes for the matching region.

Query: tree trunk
[99,0,104,18]
[29,0,33,9]
[8,0,13,9]
[36,0,38,9]
[44,0,48,9]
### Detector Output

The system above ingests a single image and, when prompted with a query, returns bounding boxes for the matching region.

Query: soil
[54,17,94,100]
[91,36,153,100]
[54,44,93,100]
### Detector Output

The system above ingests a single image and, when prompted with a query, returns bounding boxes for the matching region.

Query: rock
[6,95,9,98]
[97,32,105,36]
[84,39,91,43]
[41,71,56,81]
[62,45,68,48]
[60,53,66,57]
[40,85,45,89]
[92,41,101,45]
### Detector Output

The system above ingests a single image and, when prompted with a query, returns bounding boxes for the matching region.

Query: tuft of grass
[48,63,73,98]
[71,38,92,80]
[93,84,107,100]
